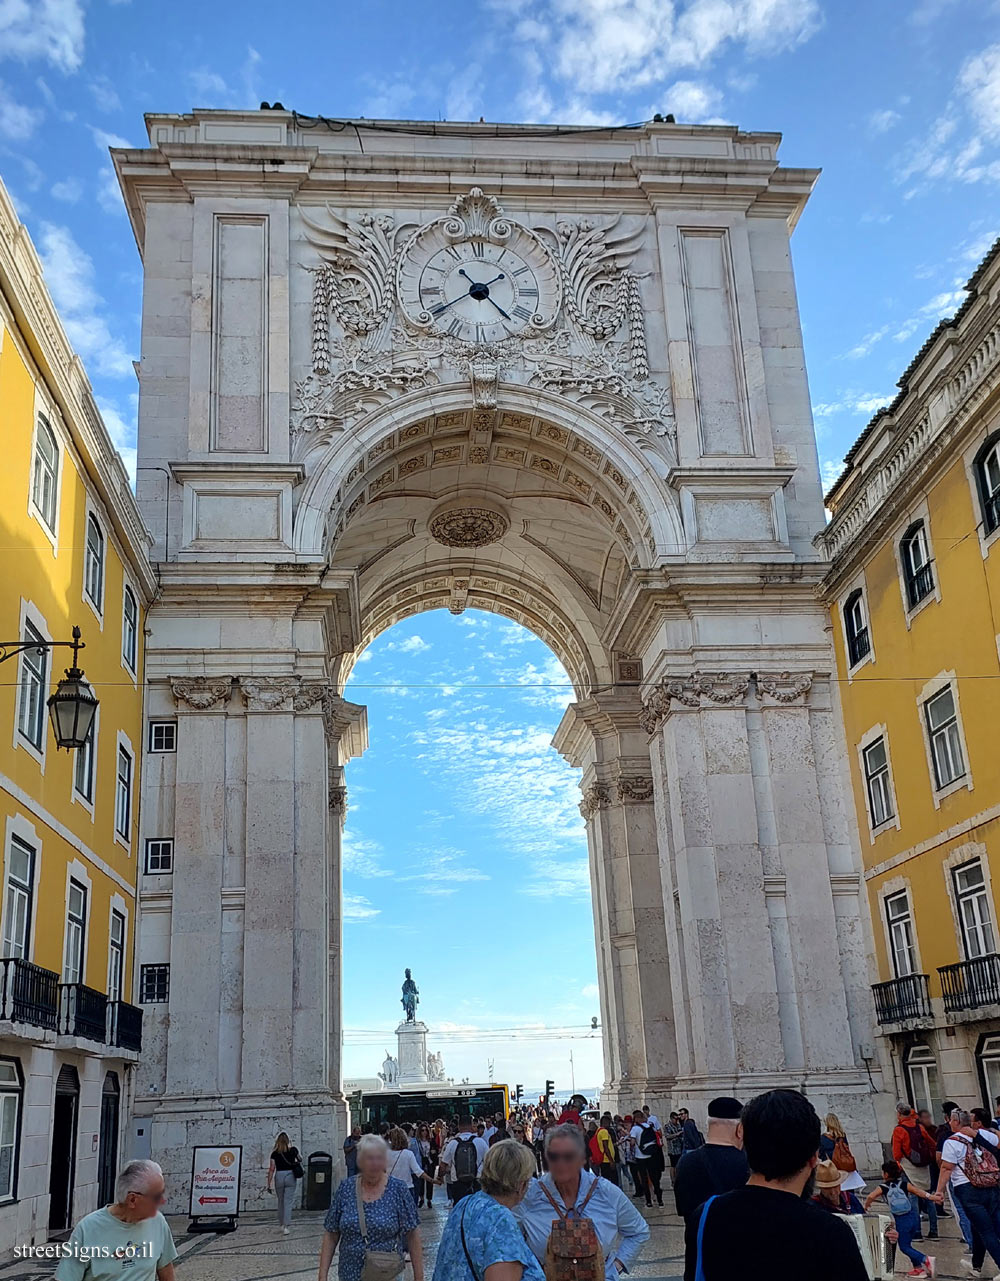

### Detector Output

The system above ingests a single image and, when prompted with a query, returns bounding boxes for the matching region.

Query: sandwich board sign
[188,1145,242,1232]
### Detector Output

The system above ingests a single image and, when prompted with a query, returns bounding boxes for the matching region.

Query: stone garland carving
[640,671,813,733]
[757,672,813,704]
[170,677,233,710]
[329,782,348,815]
[579,782,612,820]
[240,677,301,712]
[429,507,510,549]
[617,776,654,803]
[291,189,674,449]
[293,683,329,712]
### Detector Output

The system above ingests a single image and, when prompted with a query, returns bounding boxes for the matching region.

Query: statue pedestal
[396,1020,429,1084]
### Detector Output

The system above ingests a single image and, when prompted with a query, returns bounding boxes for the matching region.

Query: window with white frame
[144,840,173,874]
[924,685,966,789]
[139,964,169,1003]
[974,432,1000,537]
[84,514,105,611]
[108,910,125,1002]
[31,416,58,534]
[0,1059,22,1201]
[844,589,871,666]
[863,736,895,828]
[2,837,34,961]
[979,1035,1000,1112]
[122,587,138,671]
[16,623,47,752]
[63,879,87,984]
[885,890,917,977]
[953,859,997,959]
[906,1043,942,1119]
[74,722,95,804]
[148,722,176,753]
[115,745,132,841]
[901,520,935,609]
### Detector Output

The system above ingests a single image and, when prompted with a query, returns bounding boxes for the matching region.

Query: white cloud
[821,457,845,490]
[812,391,893,420]
[581,983,600,1000]
[0,0,85,72]
[960,45,1000,142]
[0,79,41,139]
[501,0,821,97]
[343,832,392,878]
[36,223,134,379]
[343,893,381,922]
[869,108,900,134]
[843,325,889,360]
[95,395,138,484]
[89,126,131,216]
[189,45,263,110]
[88,75,121,114]
[51,177,82,203]
[664,79,723,122]
[388,635,431,654]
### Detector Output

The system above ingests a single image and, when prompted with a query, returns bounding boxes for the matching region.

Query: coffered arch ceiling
[306,399,677,693]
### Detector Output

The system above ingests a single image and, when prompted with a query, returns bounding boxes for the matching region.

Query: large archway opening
[339,608,604,1096]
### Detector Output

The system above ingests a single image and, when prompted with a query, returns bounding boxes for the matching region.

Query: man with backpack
[629,1109,665,1207]
[892,1101,939,1239]
[934,1107,1000,1277]
[437,1114,489,1204]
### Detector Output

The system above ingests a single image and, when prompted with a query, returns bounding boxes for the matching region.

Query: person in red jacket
[557,1094,587,1127]
[891,1101,939,1240]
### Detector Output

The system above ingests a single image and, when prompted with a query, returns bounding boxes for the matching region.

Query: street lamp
[0,625,98,750]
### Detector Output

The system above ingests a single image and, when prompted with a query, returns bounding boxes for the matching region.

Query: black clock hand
[428,294,463,316]
[458,268,505,289]
[485,295,511,319]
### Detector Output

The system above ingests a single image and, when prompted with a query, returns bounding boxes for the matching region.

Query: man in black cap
[673,1096,749,1222]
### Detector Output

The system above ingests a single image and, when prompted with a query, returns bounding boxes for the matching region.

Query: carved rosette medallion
[429,507,510,549]
[579,782,612,820]
[240,677,300,712]
[293,683,331,713]
[170,677,233,710]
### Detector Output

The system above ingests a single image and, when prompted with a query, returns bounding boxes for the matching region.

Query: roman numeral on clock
[512,305,532,321]
[513,265,531,277]
[471,241,485,257]
[447,318,463,336]
[518,286,538,299]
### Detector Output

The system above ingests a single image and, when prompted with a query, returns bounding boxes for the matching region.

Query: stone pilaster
[554,692,675,1118]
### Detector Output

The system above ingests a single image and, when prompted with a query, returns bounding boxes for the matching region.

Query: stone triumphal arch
[117,110,882,1193]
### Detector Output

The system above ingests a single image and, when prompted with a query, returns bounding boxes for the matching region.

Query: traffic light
[515,1084,523,1101]
[545,1079,554,1102]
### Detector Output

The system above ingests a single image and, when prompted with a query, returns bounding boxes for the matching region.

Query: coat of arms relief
[290,188,675,457]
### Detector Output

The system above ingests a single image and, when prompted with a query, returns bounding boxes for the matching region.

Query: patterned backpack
[959,1134,1000,1189]
[540,1180,605,1281]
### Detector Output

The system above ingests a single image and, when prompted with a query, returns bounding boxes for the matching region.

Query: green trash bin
[306,1151,334,1211]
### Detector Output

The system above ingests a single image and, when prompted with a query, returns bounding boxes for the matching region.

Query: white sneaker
[282,1226,289,1235]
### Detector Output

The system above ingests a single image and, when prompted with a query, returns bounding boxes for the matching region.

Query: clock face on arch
[397,222,560,345]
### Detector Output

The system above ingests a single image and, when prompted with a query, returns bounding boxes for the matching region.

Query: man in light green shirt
[55,1160,177,1281]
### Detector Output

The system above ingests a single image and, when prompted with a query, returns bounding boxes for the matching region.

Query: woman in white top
[387,1127,436,1206]
[933,1108,1000,1276]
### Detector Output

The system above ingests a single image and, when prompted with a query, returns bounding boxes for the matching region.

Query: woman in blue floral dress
[319,1134,424,1281]
[433,1141,544,1281]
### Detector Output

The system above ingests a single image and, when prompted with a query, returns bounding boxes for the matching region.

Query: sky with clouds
[1,0,998,1089]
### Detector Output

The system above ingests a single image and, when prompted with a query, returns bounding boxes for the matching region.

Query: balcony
[873,973,932,1025]
[939,954,1000,1014]
[60,984,108,1042]
[108,1000,143,1052]
[0,958,60,1029]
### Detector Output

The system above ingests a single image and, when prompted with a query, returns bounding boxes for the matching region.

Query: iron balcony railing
[905,562,935,608]
[107,1000,143,1052]
[939,954,1000,1013]
[60,983,108,1042]
[985,491,1000,535]
[872,973,932,1024]
[848,626,871,667]
[0,957,60,1029]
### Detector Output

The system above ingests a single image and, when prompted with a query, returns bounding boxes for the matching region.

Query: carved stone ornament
[240,677,300,712]
[170,677,233,710]
[617,776,654,803]
[697,673,751,704]
[291,189,675,456]
[579,782,612,820]
[429,507,510,548]
[329,783,348,815]
[756,671,813,704]
[293,683,331,712]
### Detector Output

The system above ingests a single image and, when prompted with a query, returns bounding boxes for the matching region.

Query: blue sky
[1,0,998,1086]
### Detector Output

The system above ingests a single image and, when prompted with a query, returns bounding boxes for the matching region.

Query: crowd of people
[51,1089,1000,1281]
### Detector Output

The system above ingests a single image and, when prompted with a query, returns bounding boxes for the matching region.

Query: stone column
[396,1021,430,1084]
[641,671,880,1160]
[553,692,676,1117]
[163,677,234,1098]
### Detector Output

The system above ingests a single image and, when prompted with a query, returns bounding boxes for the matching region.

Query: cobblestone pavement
[0,1193,980,1281]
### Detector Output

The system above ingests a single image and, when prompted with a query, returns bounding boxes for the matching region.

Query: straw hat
[814,1159,846,1190]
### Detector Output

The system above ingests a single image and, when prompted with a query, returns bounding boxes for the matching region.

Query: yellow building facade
[820,238,1000,1118]
[0,178,155,1247]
